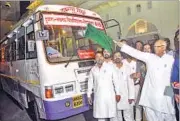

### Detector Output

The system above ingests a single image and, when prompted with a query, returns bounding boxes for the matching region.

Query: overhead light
[5,2,11,8]
[62,30,66,35]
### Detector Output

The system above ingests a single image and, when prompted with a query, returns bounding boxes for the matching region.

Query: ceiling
[0,0,123,21]
[32,0,123,12]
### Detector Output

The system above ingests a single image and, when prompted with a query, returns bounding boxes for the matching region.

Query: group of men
[87,30,179,121]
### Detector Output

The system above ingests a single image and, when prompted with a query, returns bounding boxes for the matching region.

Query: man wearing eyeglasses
[116,39,176,121]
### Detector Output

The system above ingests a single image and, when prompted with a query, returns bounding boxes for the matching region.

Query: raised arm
[117,43,150,63]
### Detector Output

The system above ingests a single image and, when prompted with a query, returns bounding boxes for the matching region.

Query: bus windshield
[43,14,104,63]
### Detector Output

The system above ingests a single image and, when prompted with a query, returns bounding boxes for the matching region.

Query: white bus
[0,5,105,121]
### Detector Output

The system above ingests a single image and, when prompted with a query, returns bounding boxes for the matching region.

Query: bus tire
[27,100,44,121]
[33,100,45,121]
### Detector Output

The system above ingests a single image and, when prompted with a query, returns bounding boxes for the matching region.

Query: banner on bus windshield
[77,49,95,59]
[43,14,104,30]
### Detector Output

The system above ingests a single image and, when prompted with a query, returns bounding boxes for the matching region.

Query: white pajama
[111,109,134,121]
[122,59,136,121]
[134,85,143,121]
[144,107,176,121]
[98,118,107,121]
[135,105,142,121]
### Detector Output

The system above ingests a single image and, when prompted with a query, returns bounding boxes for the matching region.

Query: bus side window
[5,45,10,62]
[17,27,25,60]
[1,47,5,62]
[11,41,16,61]
[26,24,37,59]
[18,36,25,60]
[11,34,16,61]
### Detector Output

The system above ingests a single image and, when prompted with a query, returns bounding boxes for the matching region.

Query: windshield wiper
[64,54,75,68]
[64,45,93,68]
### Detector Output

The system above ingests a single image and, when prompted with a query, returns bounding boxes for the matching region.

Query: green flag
[84,24,113,53]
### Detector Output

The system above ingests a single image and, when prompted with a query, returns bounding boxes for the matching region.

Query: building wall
[0,1,20,39]
[0,20,15,39]
[0,1,20,21]
[97,1,179,48]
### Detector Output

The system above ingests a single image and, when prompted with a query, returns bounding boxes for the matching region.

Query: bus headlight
[53,82,75,96]
[65,84,74,93]
[54,86,64,94]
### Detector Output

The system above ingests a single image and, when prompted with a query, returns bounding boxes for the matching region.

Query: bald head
[154,39,167,57]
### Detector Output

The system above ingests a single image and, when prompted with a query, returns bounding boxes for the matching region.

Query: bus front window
[44,25,100,63]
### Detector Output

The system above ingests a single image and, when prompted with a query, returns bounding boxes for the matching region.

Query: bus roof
[35,5,101,19]
[0,5,102,43]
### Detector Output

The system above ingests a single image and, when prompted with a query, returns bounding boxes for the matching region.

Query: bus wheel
[27,100,45,121]
[33,101,45,121]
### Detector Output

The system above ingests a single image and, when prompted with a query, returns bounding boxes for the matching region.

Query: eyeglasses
[154,45,165,48]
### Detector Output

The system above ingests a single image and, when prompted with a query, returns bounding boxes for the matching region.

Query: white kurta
[123,59,141,104]
[123,59,137,74]
[87,62,120,118]
[114,63,135,110]
[123,59,138,102]
[121,44,175,114]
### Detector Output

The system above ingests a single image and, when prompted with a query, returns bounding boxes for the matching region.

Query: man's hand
[130,73,136,79]
[173,82,180,89]
[116,95,121,102]
[175,94,180,103]
[116,41,124,48]
[128,99,134,104]
[136,72,141,78]
[88,97,93,105]
[130,73,141,80]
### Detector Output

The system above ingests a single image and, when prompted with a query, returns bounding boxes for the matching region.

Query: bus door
[25,23,39,85]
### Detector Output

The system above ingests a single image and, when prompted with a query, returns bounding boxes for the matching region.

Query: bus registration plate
[73,95,83,108]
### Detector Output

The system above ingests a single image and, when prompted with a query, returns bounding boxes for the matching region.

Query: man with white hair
[116,39,176,121]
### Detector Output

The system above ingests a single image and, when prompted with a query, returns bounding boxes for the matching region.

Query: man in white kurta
[133,41,145,121]
[112,52,135,121]
[87,51,121,121]
[122,55,136,120]
[117,40,176,121]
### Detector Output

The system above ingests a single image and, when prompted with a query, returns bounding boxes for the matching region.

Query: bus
[0,5,105,121]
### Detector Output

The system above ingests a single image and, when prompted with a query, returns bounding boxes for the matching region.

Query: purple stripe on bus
[43,94,90,120]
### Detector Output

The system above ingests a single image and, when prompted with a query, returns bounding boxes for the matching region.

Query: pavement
[0,90,96,121]
[0,91,32,121]
[0,89,149,121]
